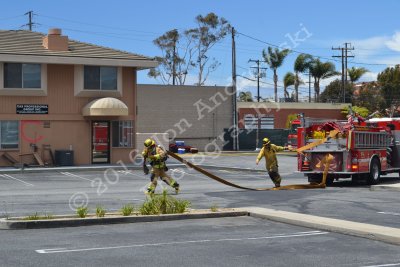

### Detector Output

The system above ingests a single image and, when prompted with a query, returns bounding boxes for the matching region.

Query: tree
[238,91,253,102]
[377,65,400,116]
[348,67,368,83]
[320,79,353,103]
[149,13,230,86]
[283,72,295,100]
[294,54,313,102]
[309,59,339,102]
[148,29,195,85]
[262,47,290,102]
[353,82,385,113]
[185,13,231,85]
[341,106,370,118]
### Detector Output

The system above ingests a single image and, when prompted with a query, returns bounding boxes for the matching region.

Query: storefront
[0,29,157,167]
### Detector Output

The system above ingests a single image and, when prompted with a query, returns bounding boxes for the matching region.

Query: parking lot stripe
[60,172,93,182]
[377,212,400,216]
[1,174,33,187]
[361,263,400,267]
[35,230,328,254]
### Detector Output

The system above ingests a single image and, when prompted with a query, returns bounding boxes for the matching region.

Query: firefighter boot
[171,181,180,194]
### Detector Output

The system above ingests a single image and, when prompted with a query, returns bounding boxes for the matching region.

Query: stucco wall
[137,85,234,151]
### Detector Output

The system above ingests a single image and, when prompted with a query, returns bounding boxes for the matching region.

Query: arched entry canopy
[82,97,128,116]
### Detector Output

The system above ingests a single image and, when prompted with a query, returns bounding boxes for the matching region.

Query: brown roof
[0,30,157,65]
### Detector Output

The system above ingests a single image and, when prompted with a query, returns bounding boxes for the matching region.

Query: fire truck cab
[297,117,400,185]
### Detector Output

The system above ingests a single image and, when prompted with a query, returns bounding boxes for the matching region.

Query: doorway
[92,121,110,164]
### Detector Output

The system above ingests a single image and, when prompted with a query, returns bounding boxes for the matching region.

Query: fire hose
[167,151,333,191]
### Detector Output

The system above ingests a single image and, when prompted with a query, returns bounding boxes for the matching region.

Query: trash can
[55,150,74,166]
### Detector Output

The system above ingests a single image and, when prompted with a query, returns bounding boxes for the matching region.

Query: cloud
[385,32,400,52]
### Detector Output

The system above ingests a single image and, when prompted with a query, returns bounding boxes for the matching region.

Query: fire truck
[287,119,301,148]
[297,117,400,185]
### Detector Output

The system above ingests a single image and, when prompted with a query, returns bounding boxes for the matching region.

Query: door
[92,121,110,164]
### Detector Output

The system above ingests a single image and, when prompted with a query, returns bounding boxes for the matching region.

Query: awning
[82,97,128,116]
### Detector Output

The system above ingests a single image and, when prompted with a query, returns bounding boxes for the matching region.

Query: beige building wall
[137,85,234,151]
[0,64,137,166]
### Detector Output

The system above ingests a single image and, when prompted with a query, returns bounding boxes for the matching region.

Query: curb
[0,210,248,230]
[241,207,400,246]
[370,184,400,192]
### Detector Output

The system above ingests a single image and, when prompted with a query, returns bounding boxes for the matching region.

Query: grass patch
[76,206,88,218]
[120,204,135,216]
[96,205,106,218]
[210,204,219,212]
[24,212,54,220]
[139,190,191,215]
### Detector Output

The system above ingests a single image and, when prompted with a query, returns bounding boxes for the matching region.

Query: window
[243,115,274,129]
[4,63,41,88]
[84,66,117,90]
[112,121,133,147]
[0,121,19,149]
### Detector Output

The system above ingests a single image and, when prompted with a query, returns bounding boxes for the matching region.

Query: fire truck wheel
[367,158,381,185]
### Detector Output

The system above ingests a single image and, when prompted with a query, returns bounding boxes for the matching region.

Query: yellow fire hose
[167,151,333,191]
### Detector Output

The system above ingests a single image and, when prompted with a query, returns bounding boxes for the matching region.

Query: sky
[1,0,400,101]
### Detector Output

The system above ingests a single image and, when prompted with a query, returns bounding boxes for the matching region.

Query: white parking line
[377,212,400,216]
[361,263,400,267]
[0,174,34,187]
[60,172,93,182]
[36,230,328,254]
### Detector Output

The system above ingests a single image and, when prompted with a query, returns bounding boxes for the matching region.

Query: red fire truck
[287,119,301,148]
[297,117,400,185]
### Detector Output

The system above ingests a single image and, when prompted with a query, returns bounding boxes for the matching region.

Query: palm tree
[283,72,295,100]
[309,59,339,102]
[238,91,253,102]
[294,54,313,102]
[348,67,368,83]
[262,47,290,102]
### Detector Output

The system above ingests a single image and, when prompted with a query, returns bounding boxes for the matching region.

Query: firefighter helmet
[144,138,155,148]
[262,137,271,145]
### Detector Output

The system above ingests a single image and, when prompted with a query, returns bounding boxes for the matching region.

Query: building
[238,102,348,129]
[137,84,234,151]
[0,29,157,167]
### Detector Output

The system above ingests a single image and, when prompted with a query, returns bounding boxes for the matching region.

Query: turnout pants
[147,168,179,193]
[267,165,281,187]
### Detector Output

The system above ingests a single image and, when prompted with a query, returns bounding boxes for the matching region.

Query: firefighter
[256,137,291,188]
[142,138,180,195]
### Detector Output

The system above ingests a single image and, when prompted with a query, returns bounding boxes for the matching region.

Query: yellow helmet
[144,138,155,148]
[262,137,271,145]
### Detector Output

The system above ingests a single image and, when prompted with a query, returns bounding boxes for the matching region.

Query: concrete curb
[241,207,400,246]
[0,210,248,230]
[370,184,400,192]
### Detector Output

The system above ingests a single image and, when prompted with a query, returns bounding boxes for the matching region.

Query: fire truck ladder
[167,151,333,191]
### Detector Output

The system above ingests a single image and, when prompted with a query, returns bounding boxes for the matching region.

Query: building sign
[16,104,48,114]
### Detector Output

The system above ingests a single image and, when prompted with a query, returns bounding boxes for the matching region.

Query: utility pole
[344,42,354,83]
[304,72,312,102]
[332,43,355,103]
[24,11,34,31]
[248,59,267,102]
[232,27,238,151]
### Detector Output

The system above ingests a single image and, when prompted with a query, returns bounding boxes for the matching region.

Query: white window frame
[0,121,19,150]
[0,63,47,96]
[74,65,122,97]
[111,120,133,148]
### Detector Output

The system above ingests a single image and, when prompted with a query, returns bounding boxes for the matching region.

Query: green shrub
[76,206,88,218]
[120,204,134,216]
[139,189,190,215]
[210,204,218,212]
[96,205,106,217]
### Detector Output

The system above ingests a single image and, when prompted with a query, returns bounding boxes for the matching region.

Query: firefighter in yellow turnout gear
[256,137,290,188]
[142,139,180,195]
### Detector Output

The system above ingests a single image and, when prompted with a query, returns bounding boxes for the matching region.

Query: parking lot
[1,154,400,266]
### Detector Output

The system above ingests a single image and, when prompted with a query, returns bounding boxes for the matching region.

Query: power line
[236,31,391,67]
[248,59,268,102]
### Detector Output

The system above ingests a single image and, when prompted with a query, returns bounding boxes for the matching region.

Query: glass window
[112,121,133,147]
[0,121,19,149]
[84,66,117,90]
[4,63,41,89]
